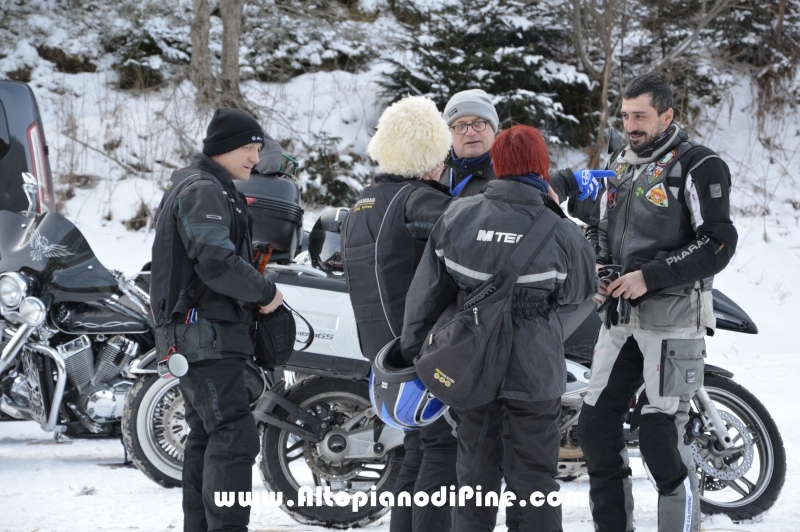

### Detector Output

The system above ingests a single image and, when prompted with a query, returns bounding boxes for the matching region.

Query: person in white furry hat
[341,95,459,532]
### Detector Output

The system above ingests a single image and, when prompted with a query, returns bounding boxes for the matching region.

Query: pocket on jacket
[209,319,254,355]
[637,293,693,329]
[659,338,705,397]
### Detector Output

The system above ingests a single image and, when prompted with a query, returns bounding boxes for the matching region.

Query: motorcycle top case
[235,173,303,261]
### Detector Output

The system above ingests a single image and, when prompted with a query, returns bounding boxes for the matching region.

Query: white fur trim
[367,96,452,178]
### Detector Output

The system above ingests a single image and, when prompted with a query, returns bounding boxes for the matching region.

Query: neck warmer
[624,126,682,166]
[503,174,550,195]
[450,149,490,171]
[630,123,676,159]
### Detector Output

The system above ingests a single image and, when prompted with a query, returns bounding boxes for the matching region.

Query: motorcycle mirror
[21,172,38,218]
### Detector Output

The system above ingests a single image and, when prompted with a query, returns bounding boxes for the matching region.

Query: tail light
[26,122,54,213]
[245,196,257,205]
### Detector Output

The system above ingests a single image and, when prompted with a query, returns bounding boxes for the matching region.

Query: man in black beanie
[150,108,283,532]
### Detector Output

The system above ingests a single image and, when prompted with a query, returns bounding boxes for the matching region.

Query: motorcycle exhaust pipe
[0,324,33,374]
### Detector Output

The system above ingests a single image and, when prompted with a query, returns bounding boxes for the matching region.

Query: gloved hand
[573,169,614,201]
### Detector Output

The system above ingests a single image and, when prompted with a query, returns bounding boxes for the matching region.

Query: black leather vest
[342,176,430,360]
[150,161,253,334]
[603,138,702,271]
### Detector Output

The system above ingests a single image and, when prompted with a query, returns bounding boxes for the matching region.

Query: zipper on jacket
[617,166,637,261]
[695,285,701,331]
[473,307,479,325]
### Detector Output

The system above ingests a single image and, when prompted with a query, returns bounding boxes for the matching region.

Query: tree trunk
[590,0,616,168]
[219,0,247,109]
[190,0,215,104]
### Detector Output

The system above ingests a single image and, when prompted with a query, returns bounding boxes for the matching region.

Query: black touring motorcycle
[0,168,784,528]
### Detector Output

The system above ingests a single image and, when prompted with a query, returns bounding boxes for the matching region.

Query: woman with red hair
[401,125,597,532]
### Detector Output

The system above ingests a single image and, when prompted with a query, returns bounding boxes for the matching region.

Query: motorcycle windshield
[0,210,117,300]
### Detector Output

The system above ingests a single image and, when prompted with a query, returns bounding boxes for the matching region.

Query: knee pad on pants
[639,412,687,494]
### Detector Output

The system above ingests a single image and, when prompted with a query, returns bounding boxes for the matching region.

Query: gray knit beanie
[442,89,499,132]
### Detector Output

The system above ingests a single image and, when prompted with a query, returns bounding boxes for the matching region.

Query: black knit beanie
[202,108,266,156]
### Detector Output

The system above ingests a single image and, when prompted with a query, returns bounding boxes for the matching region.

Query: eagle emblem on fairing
[28,230,74,261]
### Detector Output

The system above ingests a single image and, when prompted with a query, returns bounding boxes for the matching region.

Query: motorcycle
[0,173,154,441]
[122,170,785,527]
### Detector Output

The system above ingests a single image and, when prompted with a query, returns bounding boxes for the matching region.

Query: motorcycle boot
[639,400,701,532]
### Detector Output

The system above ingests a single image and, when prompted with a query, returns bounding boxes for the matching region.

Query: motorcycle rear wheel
[258,376,399,529]
[694,374,786,521]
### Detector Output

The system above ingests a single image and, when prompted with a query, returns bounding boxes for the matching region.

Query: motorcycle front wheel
[122,364,268,488]
[122,375,185,487]
[692,374,786,521]
[258,376,399,529]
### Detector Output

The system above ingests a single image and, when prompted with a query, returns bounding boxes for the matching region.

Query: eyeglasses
[450,120,489,135]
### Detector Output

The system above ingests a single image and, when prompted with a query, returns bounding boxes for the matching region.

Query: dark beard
[629,124,676,157]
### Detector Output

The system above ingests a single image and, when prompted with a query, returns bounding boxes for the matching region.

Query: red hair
[490,125,550,181]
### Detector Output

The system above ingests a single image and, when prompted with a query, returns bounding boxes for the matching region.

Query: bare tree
[570,0,737,167]
[190,0,215,104]
[219,0,247,108]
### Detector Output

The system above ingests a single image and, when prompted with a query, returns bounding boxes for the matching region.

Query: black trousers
[390,414,459,532]
[453,398,562,532]
[179,357,260,532]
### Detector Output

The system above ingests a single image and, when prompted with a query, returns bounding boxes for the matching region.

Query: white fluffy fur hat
[367,96,452,178]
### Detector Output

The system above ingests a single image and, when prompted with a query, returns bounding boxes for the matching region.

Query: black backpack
[414,207,561,408]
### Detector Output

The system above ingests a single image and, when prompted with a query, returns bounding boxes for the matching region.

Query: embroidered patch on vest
[615,163,628,181]
[646,183,669,207]
[657,149,677,167]
[709,183,722,198]
[645,162,664,185]
[635,184,645,197]
[607,186,618,210]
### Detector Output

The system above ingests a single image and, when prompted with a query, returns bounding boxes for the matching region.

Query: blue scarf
[450,149,490,171]
[449,150,491,196]
[503,174,549,195]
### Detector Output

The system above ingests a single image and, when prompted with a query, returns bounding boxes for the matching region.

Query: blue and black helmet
[369,339,447,430]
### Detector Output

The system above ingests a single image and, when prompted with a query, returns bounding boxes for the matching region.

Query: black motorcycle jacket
[402,179,598,402]
[551,127,738,331]
[438,150,495,197]
[341,174,452,360]
[150,154,277,361]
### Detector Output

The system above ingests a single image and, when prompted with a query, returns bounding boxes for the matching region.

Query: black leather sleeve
[400,224,459,364]
[641,154,738,291]
[404,186,453,240]
[175,182,277,306]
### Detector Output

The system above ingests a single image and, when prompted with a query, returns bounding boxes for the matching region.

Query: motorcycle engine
[57,335,139,427]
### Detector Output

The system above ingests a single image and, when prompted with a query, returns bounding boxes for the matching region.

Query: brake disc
[691,410,754,480]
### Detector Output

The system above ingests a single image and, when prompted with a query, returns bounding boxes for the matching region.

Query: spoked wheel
[122,375,185,487]
[258,377,399,528]
[692,374,786,521]
[122,362,269,488]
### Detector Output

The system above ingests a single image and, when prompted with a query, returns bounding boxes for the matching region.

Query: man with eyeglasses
[439,89,499,197]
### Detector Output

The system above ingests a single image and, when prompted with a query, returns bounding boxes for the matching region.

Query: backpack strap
[506,207,562,278]
[462,206,561,309]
